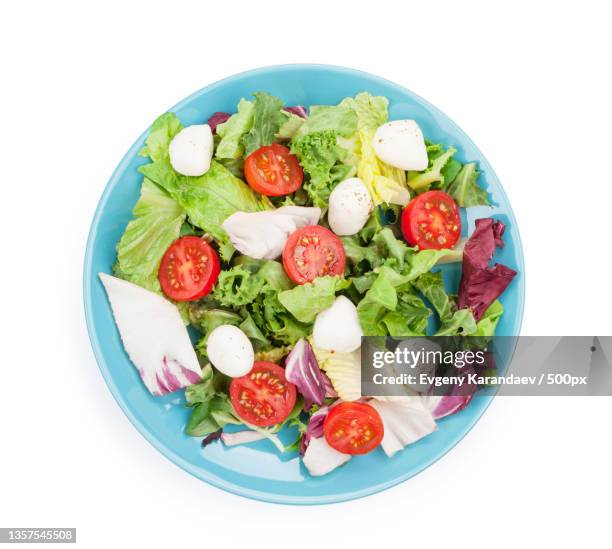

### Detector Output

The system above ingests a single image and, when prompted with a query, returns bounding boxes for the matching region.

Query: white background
[1,1,610,547]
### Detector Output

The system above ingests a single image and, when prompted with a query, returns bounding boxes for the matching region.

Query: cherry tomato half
[229,362,297,427]
[158,236,220,302]
[401,190,461,250]
[244,144,304,196]
[282,225,346,285]
[323,402,384,455]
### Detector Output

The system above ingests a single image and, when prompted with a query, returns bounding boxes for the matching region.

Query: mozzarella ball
[206,325,254,377]
[169,124,214,176]
[313,296,363,353]
[328,177,373,236]
[372,120,428,171]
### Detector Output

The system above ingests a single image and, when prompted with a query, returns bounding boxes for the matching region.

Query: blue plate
[83,65,525,504]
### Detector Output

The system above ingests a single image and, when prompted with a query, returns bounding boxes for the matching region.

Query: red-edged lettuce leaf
[285,338,329,410]
[284,106,308,118]
[457,218,517,321]
[208,112,231,134]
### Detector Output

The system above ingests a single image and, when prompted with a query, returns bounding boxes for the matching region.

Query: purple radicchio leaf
[153,357,201,396]
[283,106,308,118]
[427,355,495,419]
[300,406,329,455]
[285,338,327,409]
[207,112,231,134]
[201,429,222,448]
[457,218,517,321]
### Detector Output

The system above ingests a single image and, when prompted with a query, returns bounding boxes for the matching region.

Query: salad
[100,91,517,476]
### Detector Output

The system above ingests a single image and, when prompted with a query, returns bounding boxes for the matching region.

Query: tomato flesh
[324,402,384,455]
[230,362,297,427]
[244,144,304,196]
[401,190,461,250]
[158,236,220,302]
[282,225,346,284]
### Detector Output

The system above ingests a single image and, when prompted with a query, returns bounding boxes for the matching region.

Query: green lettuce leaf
[472,300,504,337]
[252,288,311,346]
[139,112,182,162]
[276,110,305,139]
[242,92,286,156]
[215,98,254,159]
[434,308,477,336]
[114,178,186,293]
[239,312,271,350]
[403,248,453,281]
[189,305,241,335]
[413,271,456,322]
[446,162,490,207]
[342,227,409,272]
[140,160,267,261]
[278,276,350,323]
[185,365,244,436]
[295,105,358,138]
[356,266,431,336]
[407,143,457,193]
[339,92,388,131]
[382,290,431,336]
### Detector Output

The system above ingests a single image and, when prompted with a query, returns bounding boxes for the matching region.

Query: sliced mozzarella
[98,273,201,396]
[328,177,373,236]
[313,296,363,353]
[302,435,351,476]
[206,325,254,378]
[221,206,321,260]
[373,120,428,171]
[169,124,214,176]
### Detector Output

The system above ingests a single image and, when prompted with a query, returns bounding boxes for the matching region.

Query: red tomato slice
[282,225,346,285]
[244,144,304,196]
[401,190,461,250]
[158,236,220,302]
[323,402,384,455]
[230,362,297,427]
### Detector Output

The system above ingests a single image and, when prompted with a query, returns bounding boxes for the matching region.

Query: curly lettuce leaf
[114,178,186,293]
[446,162,490,207]
[290,130,354,208]
[215,98,254,159]
[242,92,286,156]
[278,276,350,323]
[213,265,265,307]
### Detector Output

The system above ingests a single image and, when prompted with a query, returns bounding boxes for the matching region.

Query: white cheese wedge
[99,273,201,395]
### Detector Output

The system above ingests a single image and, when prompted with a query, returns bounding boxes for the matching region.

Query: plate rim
[83,63,525,505]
